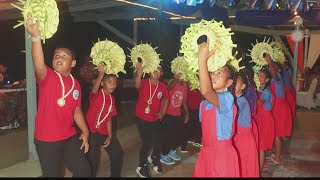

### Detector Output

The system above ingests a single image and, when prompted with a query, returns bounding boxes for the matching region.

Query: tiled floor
[0,106,320,177]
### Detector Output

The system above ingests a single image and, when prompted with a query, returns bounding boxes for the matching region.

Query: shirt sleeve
[76,84,82,108]
[89,90,99,102]
[111,96,118,117]
[138,79,147,92]
[198,100,204,122]
[36,66,51,86]
[237,97,251,128]
[216,92,234,140]
[216,92,234,114]
[161,82,170,99]
[261,88,272,111]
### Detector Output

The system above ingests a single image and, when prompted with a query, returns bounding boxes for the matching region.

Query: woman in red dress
[193,39,240,177]
[232,71,259,177]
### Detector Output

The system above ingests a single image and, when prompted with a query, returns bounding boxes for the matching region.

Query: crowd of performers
[133,42,296,177]
[24,17,296,178]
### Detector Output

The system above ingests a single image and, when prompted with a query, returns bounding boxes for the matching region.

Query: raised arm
[264,53,279,80]
[24,18,47,81]
[135,61,143,89]
[198,39,220,107]
[91,63,106,95]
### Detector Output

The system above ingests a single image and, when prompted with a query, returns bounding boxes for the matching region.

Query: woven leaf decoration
[90,38,126,77]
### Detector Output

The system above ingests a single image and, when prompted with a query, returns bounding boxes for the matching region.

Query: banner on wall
[286,34,304,73]
[307,34,320,69]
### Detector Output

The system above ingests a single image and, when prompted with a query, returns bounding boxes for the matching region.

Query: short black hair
[103,74,117,81]
[224,63,236,80]
[54,43,77,59]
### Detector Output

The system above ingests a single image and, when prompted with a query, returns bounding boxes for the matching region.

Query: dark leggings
[182,109,201,145]
[135,117,162,166]
[161,114,184,155]
[86,132,124,177]
[34,135,91,177]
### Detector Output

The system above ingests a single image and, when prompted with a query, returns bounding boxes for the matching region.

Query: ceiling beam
[229,25,320,36]
[1,0,66,11]
[96,20,135,46]
[72,11,141,22]
[62,0,126,13]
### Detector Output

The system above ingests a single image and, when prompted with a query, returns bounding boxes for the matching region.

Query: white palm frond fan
[288,15,310,42]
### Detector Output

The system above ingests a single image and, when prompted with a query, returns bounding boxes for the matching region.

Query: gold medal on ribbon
[57,98,65,107]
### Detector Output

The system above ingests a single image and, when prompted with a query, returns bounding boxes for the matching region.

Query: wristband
[31,36,41,42]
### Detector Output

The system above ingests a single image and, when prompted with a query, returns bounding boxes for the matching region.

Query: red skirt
[255,109,275,151]
[251,117,259,149]
[272,98,292,137]
[193,141,240,177]
[234,128,260,177]
[285,87,296,119]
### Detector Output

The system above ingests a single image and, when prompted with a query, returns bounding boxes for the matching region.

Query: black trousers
[135,117,162,166]
[161,114,184,155]
[86,132,124,177]
[182,109,202,146]
[34,135,91,177]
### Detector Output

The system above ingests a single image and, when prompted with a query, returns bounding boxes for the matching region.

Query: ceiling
[0,0,198,22]
[1,0,320,33]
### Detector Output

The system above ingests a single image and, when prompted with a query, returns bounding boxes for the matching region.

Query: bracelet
[31,36,41,42]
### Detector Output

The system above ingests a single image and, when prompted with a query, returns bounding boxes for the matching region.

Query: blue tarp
[163,1,320,26]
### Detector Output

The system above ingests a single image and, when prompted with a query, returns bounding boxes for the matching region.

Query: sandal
[266,153,275,160]
[193,143,202,147]
[262,165,268,171]
[268,156,281,165]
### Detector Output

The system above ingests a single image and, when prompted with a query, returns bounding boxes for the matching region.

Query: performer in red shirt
[135,61,169,178]
[159,73,189,165]
[85,63,123,177]
[24,18,90,177]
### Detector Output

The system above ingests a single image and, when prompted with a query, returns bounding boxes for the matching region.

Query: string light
[134,16,196,21]
[115,0,195,19]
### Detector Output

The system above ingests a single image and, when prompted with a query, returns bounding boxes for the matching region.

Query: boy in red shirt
[85,63,123,177]
[135,62,169,178]
[24,18,91,177]
[160,73,189,165]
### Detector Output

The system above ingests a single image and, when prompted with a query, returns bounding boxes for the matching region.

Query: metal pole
[133,20,138,45]
[304,29,309,69]
[179,24,184,56]
[131,19,138,84]
[292,25,299,89]
[25,31,38,160]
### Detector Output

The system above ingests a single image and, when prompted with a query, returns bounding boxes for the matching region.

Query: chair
[296,78,318,109]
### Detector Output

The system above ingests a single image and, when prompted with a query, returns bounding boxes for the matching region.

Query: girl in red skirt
[265,53,292,165]
[232,71,259,177]
[193,38,240,177]
[243,69,259,149]
[255,68,275,174]
[282,61,296,121]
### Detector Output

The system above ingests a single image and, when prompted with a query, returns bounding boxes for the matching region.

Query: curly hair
[225,64,236,93]
[230,71,248,97]
[242,68,257,89]
[258,68,272,91]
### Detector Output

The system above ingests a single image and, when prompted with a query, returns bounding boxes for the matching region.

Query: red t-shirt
[166,80,187,116]
[187,87,202,110]
[136,79,169,122]
[34,67,81,142]
[86,89,117,135]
